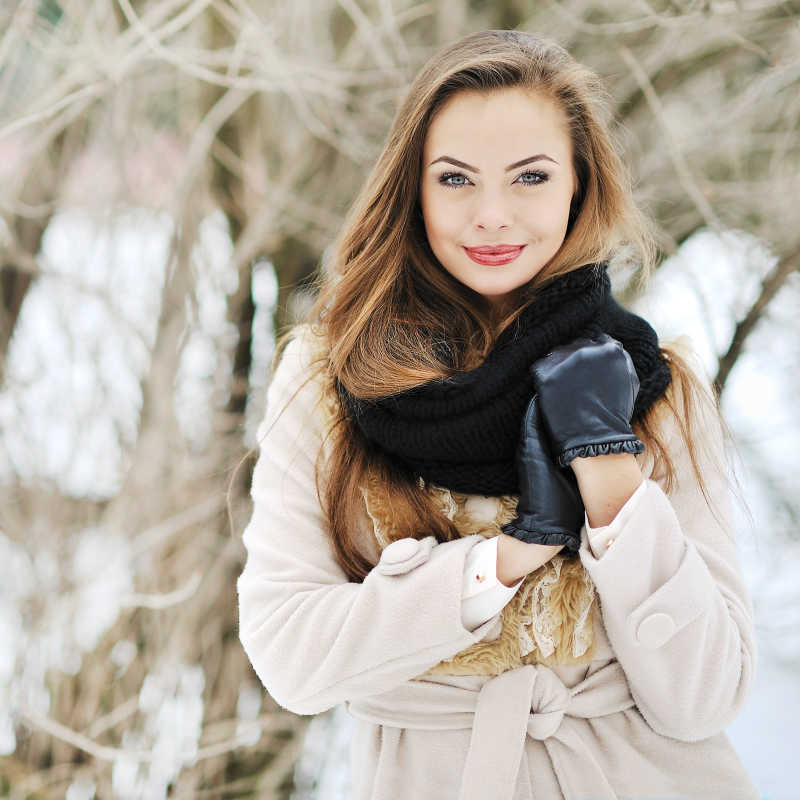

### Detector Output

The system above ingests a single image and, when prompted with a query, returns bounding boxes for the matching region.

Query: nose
[472,188,512,231]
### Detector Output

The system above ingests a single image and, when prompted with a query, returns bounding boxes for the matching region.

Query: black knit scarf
[335,263,671,495]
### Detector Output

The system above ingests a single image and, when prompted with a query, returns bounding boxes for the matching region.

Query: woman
[237,29,759,799]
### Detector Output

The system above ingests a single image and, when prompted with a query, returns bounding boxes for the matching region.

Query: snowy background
[0,209,796,798]
[2,1,799,795]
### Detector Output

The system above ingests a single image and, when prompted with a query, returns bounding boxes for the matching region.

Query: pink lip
[464,245,525,265]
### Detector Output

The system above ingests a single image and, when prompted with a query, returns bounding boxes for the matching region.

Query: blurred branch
[169,86,255,212]
[8,762,78,800]
[715,247,800,392]
[121,570,203,609]
[21,708,282,764]
[128,493,226,558]
[616,43,722,235]
[83,697,139,739]
[0,81,108,141]
[21,709,155,762]
[544,0,789,34]
[337,0,398,71]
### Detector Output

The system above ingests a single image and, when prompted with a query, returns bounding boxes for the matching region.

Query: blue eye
[438,170,549,188]
[439,172,470,188]
[516,171,548,185]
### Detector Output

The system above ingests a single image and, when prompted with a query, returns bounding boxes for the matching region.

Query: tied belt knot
[521,664,570,740]
[346,660,635,800]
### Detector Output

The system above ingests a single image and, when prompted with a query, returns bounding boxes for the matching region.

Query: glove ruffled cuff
[499,521,580,553]
[558,437,644,467]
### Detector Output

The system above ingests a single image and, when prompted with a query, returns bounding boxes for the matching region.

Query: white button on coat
[376,536,436,576]
[636,612,676,648]
[381,538,420,563]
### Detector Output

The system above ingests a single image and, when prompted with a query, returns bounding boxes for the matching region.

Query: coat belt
[346,660,636,800]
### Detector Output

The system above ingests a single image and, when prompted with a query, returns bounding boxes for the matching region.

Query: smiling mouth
[463,245,525,265]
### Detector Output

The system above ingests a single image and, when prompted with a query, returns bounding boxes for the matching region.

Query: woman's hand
[531,334,645,527]
[570,453,643,528]
[499,394,585,556]
[496,534,564,587]
[531,333,644,467]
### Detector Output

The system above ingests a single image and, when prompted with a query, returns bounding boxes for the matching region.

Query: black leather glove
[531,333,644,467]
[500,394,584,554]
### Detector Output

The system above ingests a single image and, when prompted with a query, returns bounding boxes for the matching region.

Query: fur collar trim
[360,468,598,675]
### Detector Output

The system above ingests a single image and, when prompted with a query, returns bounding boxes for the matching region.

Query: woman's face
[420,87,578,310]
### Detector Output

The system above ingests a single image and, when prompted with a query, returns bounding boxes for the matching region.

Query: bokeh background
[1,1,798,798]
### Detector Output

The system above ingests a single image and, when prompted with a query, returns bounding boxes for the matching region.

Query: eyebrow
[427,154,559,171]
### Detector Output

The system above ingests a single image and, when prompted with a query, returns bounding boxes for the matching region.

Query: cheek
[422,192,460,244]
[524,190,573,234]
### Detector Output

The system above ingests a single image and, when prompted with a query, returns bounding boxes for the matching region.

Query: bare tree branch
[617,43,722,235]
[715,247,800,392]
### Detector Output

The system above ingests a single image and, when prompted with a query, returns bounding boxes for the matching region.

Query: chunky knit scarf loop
[336,263,671,496]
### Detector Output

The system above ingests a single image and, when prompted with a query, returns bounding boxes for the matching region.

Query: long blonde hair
[267,30,726,582]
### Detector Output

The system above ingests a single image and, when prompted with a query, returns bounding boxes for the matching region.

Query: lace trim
[559,437,644,467]
[515,557,593,660]
[498,521,580,552]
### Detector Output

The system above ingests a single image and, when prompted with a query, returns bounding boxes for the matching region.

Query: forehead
[423,87,572,160]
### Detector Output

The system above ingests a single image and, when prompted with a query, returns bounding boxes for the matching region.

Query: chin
[469,274,528,297]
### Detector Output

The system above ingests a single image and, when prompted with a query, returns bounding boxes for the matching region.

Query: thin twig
[544,0,788,34]
[84,697,139,739]
[121,570,203,610]
[129,495,226,558]
[21,710,156,762]
[715,248,800,392]
[617,44,722,234]
[21,710,281,765]
[0,81,107,140]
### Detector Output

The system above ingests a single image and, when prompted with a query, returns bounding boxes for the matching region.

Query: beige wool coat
[237,324,761,800]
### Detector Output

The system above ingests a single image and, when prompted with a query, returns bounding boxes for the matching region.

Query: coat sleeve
[462,535,524,629]
[236,327,502,716]
[578,369,757,742]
